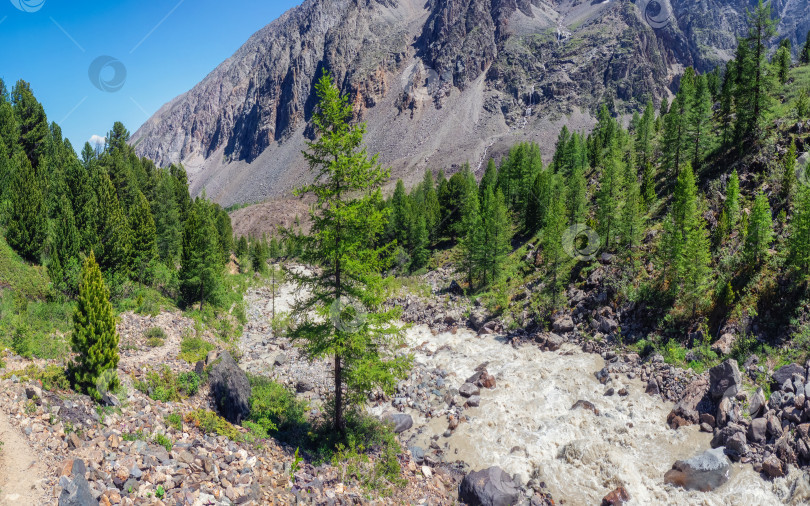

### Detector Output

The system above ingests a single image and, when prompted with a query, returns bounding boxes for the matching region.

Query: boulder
[552,315,575,334]
[663,448,731,492]
[458,467,520,506]
[749,388,766,417]
[382,413,413,433]
[711,333,736,355]
[773,363,805,389]
[645,379,660,396]
[459,382,481,398]
[478,371,496,389]
[748,418,767,444]
[762,455,785,478]
[448,280,463,295]
[667,376,711,427]
[598,316,618,334]
[209,351,251,424]
[725,432,749,459]
[540,333,564,352]
[709,359,742,400]
[466,395,481,407]
[601,486,630,505]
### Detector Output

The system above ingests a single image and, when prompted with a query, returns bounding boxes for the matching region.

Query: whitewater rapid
[393,325,810,505]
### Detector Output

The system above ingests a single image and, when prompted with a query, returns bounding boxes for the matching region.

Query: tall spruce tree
[284,71,411,434]
[153,170,183,265]
[735,0,778,140]
[687,74,714,170]
[48,194,80,293]
[179,198,223,308]
[11,80,48,168]
[409,215,429,272]
[70,252,120,399]
[596,141,624,250]
[94,169,131,276]
[129,191,157,281]
[7,151,45,261]
[542,180,569,306]
[457,185,483,289]
[775,42,791,85]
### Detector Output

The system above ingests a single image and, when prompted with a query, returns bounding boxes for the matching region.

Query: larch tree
[179,198,223,308]
[284,71,411,434]
[129,191,157,281]
[789,185,810,275]
[744,192,773,266]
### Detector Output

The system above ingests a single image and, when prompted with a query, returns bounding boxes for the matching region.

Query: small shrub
[166,413,182,431]
[153,433,173,452]
[11,324,33,358]
[179,334,214,364]
[122,430,146,442]
[184,409,241,441]
[155,485,165,499]
[146,337,164,347]
[1,364,70,391]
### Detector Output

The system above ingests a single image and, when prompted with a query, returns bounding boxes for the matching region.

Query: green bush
[247,375,308,437]
[1,364,70,391]
[11,324,32,358]
[166,412,182,431]
[153,433,173,452]
[178,334,214,364]
[145,327,167,347]
[184,409,241,440]
[134,366,200,402]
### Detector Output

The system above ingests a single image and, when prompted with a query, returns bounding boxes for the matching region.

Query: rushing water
[392,325,810,505]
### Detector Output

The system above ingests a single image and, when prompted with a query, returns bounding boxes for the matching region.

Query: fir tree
[620,161,644,248]
[718,170,741,242]
[596,141,624,250]
[457,186,483,288]
[735,0,778,140]
[129,191,157,281]
[542,180,569,306]
[179,198,224,308]
[409,215,429,272]
[11,80,48,167]
[389,179,409,247]
[744,192,773,266]
[679,208,713,317]
[48,194,80,293]
[284,71,410,434]
[567,161,588,225]
[421,169,440,243]
[94,169,131,276]
[153,170,183,265]
[70,252,120,399]
[7,152,45,261]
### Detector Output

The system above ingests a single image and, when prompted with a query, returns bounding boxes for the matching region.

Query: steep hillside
[131,0,810,206]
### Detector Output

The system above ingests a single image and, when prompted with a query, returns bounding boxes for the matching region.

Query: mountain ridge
[131,0,810,207]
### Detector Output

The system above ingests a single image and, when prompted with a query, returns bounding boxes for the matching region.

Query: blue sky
[0,0,301,151]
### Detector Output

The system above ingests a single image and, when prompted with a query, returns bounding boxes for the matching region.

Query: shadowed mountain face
[131,0,809,207]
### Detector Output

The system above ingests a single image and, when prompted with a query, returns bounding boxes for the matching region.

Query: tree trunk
[334,354,344,433]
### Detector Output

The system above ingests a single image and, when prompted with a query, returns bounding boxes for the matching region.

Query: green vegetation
[184,409,242,440]
[134,366,200,402]
[153,433,173,452]
[145,326,166,347]
[178,333,214,364]
[165,412,183,431]
[247,375,308,438]
[1,364,70,391]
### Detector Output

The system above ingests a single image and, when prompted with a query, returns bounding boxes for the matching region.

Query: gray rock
[541,333,564,352]
[58,474,98,506]
[748,418,767,444]
[552,315,575,334]
[296,379,314,393]
[663,447,731,492]
[466,395,481,407]
[709,359,742,400]
[773,363,804,389]
[382,413,413,433]
[749,388,766,417]
[209,351,251,424]
[274,353,287,366]
[459,467,520,506]
[459,382,481,398]
[725,432,749,459]
[409,445,425,464]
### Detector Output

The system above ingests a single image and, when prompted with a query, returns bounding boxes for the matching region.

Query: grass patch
[0,236,51,300]
[166,412,182,431]
[133,366,200,402]
[0,291,73,359]
[145,327,167,347]
[153,433,173,452]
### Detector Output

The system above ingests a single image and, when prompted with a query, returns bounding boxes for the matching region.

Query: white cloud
[88,134,106,149]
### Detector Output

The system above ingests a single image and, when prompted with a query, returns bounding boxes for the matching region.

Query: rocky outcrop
[458,466,520,506]
[209,351,251,424]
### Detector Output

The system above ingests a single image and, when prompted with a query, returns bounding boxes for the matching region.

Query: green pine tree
[457,184,483,289]
[596,141,624,250]
[775,43,792,85]
[409,215,429,272]
[48,194,80,293]
[7,151,45,261]
[70,252,120,399]
[542,180,569,307]
[129,191,157,281]
[153,170,183,265]
[284,71,411,434]
[94,169,131,276]
[687,74,714,170]
[11,80,49,168]
[802,30,810,64]
[179,198,224,308]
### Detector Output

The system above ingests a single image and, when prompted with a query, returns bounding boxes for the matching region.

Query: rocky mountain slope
[131,0,810,207]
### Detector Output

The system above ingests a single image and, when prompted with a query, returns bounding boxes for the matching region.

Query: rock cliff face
[131,0,809,206]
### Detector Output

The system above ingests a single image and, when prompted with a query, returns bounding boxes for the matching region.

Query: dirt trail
[0,409,48,505]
